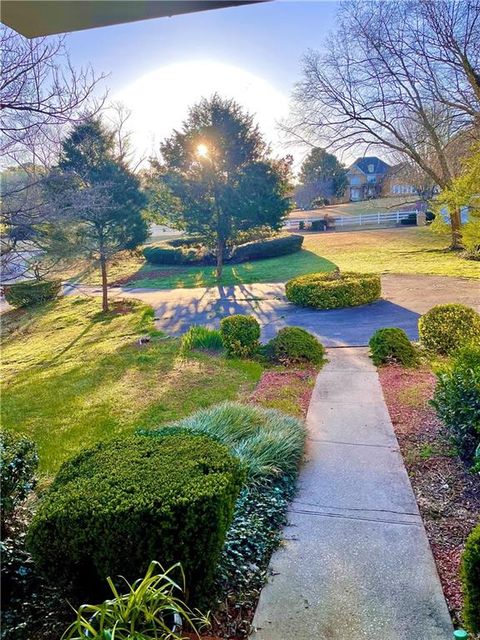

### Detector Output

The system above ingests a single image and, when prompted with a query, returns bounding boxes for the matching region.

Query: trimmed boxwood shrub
[1,431,38,531]
[220,315,260,358]
[4,280,61,308]
[431,345,480,463]
[461,524,480,634]
[368,328,419,367]
[27,434,244,607]
[229,234,303,262]
[285,271,381,309]
[418,304,480,355]
[265,327,324,365]
[142,244,212,265]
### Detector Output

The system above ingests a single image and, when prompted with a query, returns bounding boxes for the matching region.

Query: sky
[63,1,341,167]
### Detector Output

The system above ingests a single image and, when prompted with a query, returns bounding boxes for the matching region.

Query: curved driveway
[90,273,479,347]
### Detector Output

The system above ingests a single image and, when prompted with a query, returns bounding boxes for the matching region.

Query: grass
[303,227,480,279]
[1,297,262,474]
[144,401,306,480]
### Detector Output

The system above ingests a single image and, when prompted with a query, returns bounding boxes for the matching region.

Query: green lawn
[1,297,262,474]
[303,227,480,278]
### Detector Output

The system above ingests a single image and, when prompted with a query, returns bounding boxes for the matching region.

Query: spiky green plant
[180,326,223,354]
[62,561,209,640]
[143,402,306,480]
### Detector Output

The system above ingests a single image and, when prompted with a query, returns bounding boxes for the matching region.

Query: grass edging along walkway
[252,348,453,640]
[0,297,262,475]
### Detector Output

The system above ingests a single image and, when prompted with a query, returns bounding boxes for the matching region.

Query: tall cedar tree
[158,95,292,277]
[56,118,147,311]
[297,148,347,207]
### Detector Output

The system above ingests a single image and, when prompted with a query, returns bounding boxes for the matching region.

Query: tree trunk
[216,237,224,279]
[100,255,109,312]
[449,206,463,251]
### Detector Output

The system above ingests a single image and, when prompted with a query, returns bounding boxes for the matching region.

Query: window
[368,164,374,173]
[350,176,360,186]
[367,175,376,183]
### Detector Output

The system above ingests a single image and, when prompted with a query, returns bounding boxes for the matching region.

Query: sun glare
[197,143,209,158]
[114,60,290,163]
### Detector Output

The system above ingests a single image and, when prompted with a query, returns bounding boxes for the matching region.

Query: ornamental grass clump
[369,327,419,367]
[180,325,223,354]
[418,303,480,355]
[285,271,381,309]
[27,434,244,607]
[143,402,306,481]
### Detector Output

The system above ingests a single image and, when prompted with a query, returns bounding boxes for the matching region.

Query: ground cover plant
[286,270,381,309]
[419,304,480,355]
[378,364,480,626]
[369,328,419,367]
[1,297,262,474]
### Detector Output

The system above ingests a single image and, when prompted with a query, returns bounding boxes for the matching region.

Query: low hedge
[265,327,324,366]
[229,234,303,263]
[418,304,480,355]
[220,315,260,358]
[461,524,480,634]
[143,234,303,266]
[431,345,480,463]
[369,328,419,367]
[4,280,61,308]
[27,434,244,607]
[285,271,381,309]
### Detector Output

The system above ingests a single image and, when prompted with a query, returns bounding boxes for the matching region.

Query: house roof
[1,0,267,38]
[348,157,391,175]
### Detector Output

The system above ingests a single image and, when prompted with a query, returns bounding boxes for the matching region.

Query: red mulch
[249,369,315,419]
[379,364,480,624]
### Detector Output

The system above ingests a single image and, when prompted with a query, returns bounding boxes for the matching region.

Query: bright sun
[113,60,290,162]
[196,143,209,157]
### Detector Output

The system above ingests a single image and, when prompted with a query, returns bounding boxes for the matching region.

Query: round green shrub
[27,434,244,607]
[265,327,324,365]
[4,280,61,308]
[418,304,480,355]
[461,524,480,634]
[285,271,381,309]
[368,328,419,367]
[432,345,480,463]
[220,315,260,358]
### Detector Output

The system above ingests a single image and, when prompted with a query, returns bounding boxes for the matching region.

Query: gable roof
[348,157,391,175]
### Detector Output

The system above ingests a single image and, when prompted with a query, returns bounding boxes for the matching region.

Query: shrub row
[286,271,381,309]
[4,280,61,308]
[27,434,244,607]
[143,234,303,266]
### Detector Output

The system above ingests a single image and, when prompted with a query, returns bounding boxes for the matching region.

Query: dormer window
[368,164,374,173]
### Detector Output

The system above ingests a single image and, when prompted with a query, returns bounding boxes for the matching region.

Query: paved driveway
[107,273,479,347]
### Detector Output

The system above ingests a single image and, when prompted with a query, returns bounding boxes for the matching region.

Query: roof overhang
[1,0,268,38]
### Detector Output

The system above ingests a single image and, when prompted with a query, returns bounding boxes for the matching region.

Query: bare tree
[287,0,480,248]
[0,25,105,278]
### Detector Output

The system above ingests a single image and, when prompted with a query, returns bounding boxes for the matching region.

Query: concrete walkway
[251,348,453,640]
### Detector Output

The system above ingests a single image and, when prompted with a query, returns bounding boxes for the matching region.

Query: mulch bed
[249,369,315,419]
[379,364,480,624]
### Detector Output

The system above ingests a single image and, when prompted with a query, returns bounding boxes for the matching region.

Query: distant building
[346,157,391,201]
[382,163,418,197]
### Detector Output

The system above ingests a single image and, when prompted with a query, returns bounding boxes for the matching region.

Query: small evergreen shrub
[285,271,381,309]
[4,280,61,308]
[143,402,306,480]
[265,327,324,366]
[1,431,38,531]
[229,234,303,262]
[461,524,480,635]
[180,325,223,353]
[418,304,480,355]
[220,315,260,358]
[27,434,244,607]
[431,345,480,463]
[368,328,419,367]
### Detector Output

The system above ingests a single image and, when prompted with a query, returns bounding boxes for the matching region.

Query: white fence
[284,210,419,231]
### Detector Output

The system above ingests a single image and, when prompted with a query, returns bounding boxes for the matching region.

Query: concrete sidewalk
[251,348,453,640]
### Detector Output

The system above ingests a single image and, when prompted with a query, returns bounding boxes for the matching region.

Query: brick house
[346,157,391,201]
